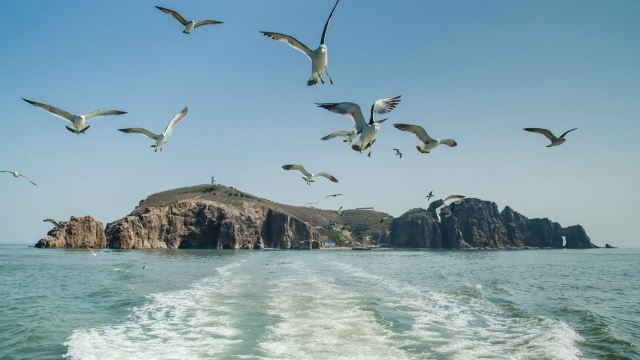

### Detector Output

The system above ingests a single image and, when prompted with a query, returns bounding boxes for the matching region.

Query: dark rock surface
[35,216,106,248]
[564,225,598,249]
[389,198,595,249]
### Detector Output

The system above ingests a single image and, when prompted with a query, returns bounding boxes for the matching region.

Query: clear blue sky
[1,0,639,247]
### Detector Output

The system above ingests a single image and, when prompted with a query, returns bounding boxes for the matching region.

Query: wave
[258,259,410,360]
[64,261,246,360]
[326,260,583,360]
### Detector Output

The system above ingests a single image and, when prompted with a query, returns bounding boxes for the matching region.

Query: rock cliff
[35,216,106,249]
[388,198,595,249]
[34,185,595,250]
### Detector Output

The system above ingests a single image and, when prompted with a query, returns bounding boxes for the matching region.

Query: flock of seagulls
[4,2,581,239]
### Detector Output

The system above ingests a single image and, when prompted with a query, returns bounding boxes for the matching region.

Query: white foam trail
[259,260,410,360]
[328,261,583,360]
[64,262,246,360]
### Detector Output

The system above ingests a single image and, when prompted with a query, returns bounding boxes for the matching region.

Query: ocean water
[0,245,638,360]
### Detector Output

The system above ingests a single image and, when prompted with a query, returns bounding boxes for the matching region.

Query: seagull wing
[444,195,466,203]
[155,6,188,25]
[320,0,340,45]
[22,98,75,124]
[560,128,578,138]
[524,128,558,142]
[393,123,434,144]
[163,106,188,138]
[316,172,339,182]
[43,218,60,227]
[84,109,127,121]
[260,32,313,59]
[372,96,402,114]
[321,129,353,140]
[194,20,223,28]
[119,128,159,140]
[282,164,312,177]
[19,174,38,186]
[439,139,458,147]
[316,102,367,133]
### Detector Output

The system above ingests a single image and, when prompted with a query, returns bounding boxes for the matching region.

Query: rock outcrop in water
[35,216,107,248]
[34,185,596,250]
[388,198,595,249]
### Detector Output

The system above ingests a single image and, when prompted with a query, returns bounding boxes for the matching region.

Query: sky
[1,0,639,247]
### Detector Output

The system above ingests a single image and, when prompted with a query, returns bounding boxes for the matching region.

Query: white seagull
[435,195,466,223]
[321,129,356,144]
[337,206,344,216]
[282,164,338,185]
[1,171,37,186]
[89,248,97,256]
[22,98,126,135]
[119,106,188,152]
[316,96,402,157]
[524,128,577,147]
[155,6,223,34]
[260,0,340,86]
[394,123,457,154]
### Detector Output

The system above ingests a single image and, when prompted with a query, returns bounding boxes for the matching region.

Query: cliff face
[564,225,597,249]
[33,185,594,250]
[389,198,594,249]
[35,216,106,249]
[105,200,325,250]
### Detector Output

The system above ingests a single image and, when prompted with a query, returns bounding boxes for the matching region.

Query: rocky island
[35,184,597,250]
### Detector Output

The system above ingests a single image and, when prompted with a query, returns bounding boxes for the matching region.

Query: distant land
[35,184,597,250]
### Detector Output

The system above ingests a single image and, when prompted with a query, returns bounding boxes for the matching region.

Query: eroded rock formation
[35,216,106,249]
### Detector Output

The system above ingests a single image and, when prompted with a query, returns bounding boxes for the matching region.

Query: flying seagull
[326,193,343,198]
[337,206,343,216]
[523,128,577,147]
[43,218,61,227]
[282,164,338,185]
[393,148,403,158]
[119,106,188,152]
[426,191,434,201]
[155,6,223,34]
[435,195,466,223]
[394,123,457,154]
[1,171,37,186]
[321,130,356,144]
[89,248,97,257]
[22,98,126,135]
[317,96,401,157]
[260,0,340,86]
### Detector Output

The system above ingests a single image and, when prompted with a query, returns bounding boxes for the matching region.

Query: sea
[0,245,638,360]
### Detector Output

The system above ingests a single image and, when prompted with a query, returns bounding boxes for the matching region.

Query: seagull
[326,193,343,198]
[393,148,403,158]
[337,206,343,216]
[282,164,338,185]
[155,6,223,34]
[22,98,126,135]
[119,106,188,152]
[260,0,340,86]
[435,195,466,223]
[394,123,457,154]
[43,218,61,227]
[89,248,97,257]
[321,130,356,144]
[426,191,434,201]
[379,218,385,224]
[316,96,401,157]
[1,171,37,186]
[523,128,578,147]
